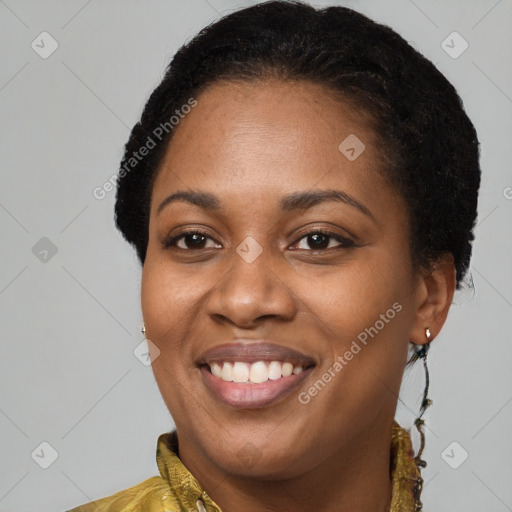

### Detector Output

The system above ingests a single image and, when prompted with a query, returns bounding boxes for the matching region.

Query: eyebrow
[157,189,374,219]
[157,191,220,215]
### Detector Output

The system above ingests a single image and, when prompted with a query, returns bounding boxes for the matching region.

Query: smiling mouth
[200,364,314,409]
[206,360,310,384]
[197,341,316,408]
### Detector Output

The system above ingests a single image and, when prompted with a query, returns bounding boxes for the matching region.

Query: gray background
[0,0,511,511]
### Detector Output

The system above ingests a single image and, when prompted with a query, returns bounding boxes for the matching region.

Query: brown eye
[293,230,355,251]
[164,230,221,250]
[305,233,329,249]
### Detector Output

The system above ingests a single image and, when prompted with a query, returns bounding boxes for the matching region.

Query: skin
[141,80,456,512]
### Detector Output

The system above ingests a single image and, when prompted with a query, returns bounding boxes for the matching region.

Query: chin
[195,429,312,480]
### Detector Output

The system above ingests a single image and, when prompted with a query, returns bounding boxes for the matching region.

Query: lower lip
[200,365,314,409]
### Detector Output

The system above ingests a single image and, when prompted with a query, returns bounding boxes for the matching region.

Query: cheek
[295,255,412,406]
[141,260,210,383]
[141,258,205,331]
[141,261,209,418]
[301,254,409,344]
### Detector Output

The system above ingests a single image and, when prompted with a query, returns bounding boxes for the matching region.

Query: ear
[409,254,457,345]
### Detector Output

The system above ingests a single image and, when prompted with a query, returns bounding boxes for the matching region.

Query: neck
[179,418,394,512]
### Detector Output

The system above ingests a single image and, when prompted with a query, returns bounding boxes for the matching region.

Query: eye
[292,229,355,251]
[163,228,355,252]
[164,230,221,250]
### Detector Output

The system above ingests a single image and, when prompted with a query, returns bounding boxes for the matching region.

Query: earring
[411,327,433,511]
[141,322,146,335]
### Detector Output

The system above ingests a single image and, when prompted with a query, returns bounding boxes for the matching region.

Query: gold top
[67,421,421,512]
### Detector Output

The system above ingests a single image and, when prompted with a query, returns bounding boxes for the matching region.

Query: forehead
[151,79,387,210]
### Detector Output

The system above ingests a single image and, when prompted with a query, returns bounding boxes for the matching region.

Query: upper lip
[196,340,316,366]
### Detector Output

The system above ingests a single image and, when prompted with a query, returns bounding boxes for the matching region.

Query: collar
[156,421,421,511]
[389,421,422,511]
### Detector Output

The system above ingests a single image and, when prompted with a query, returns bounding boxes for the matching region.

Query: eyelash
[293,228,356,251]
[163,228,219,250]
[163,228,356,252]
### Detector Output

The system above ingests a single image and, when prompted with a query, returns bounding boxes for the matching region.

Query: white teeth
[221,362,233,382]
[281,362,293,377]
[232,362,250,382]
[210,360,306,383]
[268,361,282,380]
[211,362,222,378]
[249,361,268,383]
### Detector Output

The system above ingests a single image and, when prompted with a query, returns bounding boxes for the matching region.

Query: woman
[68,1,480,511]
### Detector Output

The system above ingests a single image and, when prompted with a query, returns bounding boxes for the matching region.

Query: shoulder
[66,475,175,512]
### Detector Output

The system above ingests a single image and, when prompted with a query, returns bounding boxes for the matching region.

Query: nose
[205,249,297,328]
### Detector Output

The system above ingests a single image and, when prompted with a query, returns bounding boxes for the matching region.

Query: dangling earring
[410,327,433,511]
[141,322,146,336]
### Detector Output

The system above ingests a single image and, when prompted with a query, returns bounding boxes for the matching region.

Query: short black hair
[115,0,480,287]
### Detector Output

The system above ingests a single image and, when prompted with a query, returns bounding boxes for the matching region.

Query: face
[141,80,423,480]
